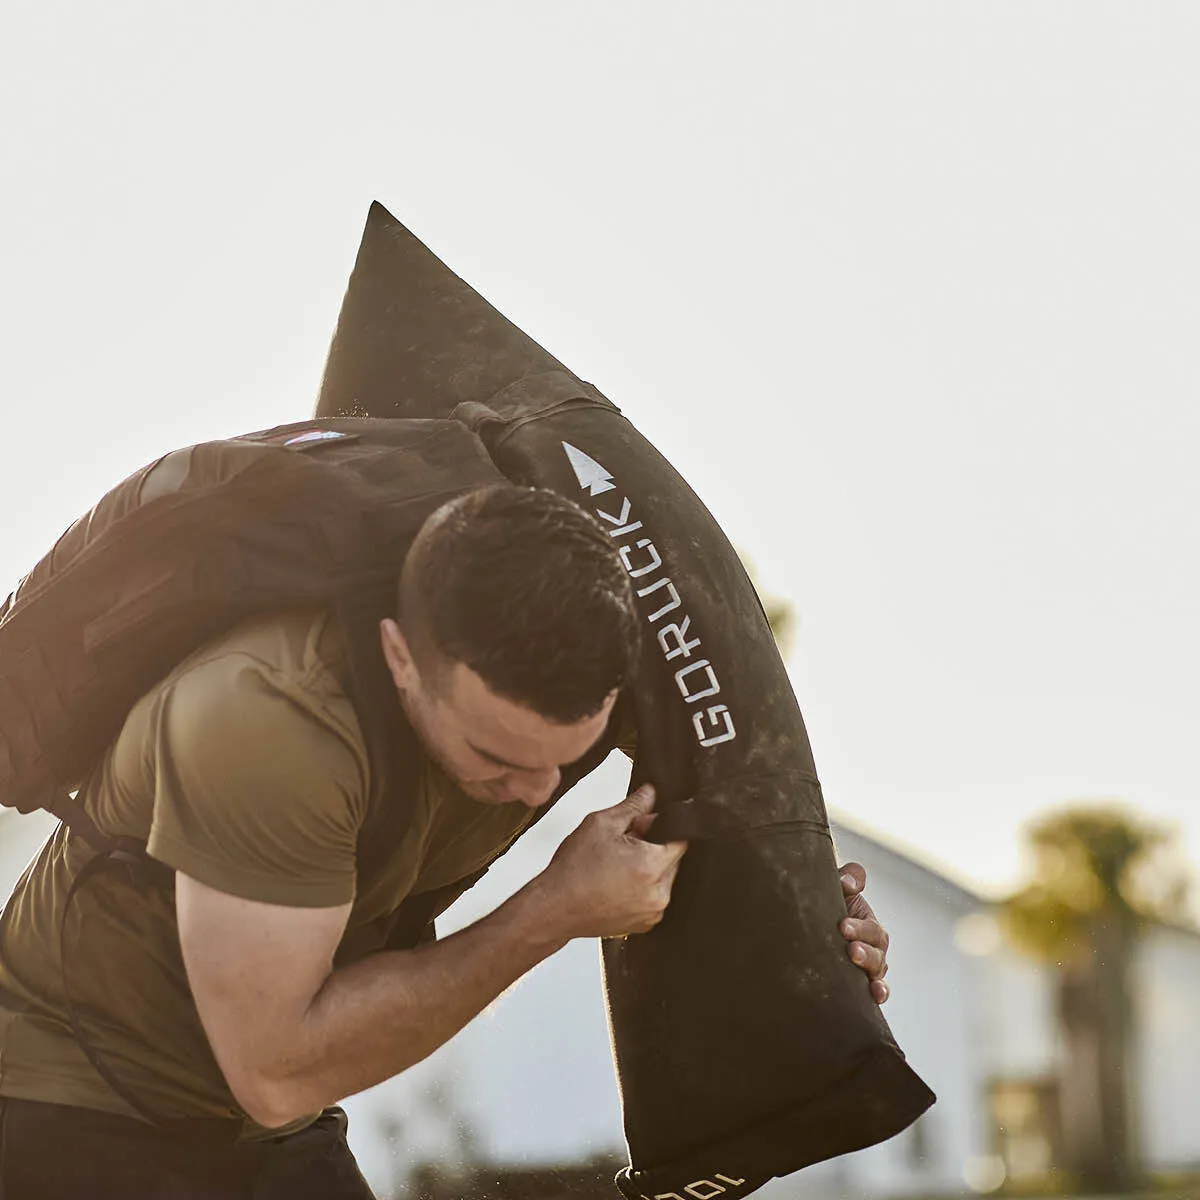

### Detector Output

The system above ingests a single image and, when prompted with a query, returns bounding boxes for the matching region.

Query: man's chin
[423,750,505,804]
[457,779,509,805]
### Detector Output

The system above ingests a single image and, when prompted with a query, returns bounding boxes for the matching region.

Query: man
[0,484,890,1198]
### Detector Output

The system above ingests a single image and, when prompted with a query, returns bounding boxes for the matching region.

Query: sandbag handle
[645,797,831,845]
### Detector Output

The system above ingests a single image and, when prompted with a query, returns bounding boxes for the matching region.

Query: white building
[1,760,1197,1198]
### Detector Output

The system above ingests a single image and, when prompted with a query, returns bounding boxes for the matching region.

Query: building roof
[829,808,987,910]
[828,809,1200,942]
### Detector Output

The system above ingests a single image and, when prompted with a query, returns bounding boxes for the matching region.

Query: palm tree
[1002,804,1189,1193]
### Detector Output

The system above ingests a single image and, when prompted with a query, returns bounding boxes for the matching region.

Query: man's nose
[506,766,561,808]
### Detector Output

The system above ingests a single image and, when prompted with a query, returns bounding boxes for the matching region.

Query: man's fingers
[615,787,688,867]
[840,863,876,919]
[842,916,889,979]
[847,940,887,978]
[628,812,658,839]
[660,837,689,866]
[841,916,888,951]
[601,785,656,833]
[839,862,867,896]
[660,853,684,888]
[837,863,892,998]
[615,783,656,817]
[657,846,688,902]
[628,815,689,874]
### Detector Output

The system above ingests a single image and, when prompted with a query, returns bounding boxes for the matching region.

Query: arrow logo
[561,442,616,496]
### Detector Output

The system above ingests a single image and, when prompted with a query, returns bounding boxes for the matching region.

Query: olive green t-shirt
[0,609,536,1133]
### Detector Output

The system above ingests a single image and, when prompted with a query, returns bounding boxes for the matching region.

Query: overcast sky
[2,1,1196,906]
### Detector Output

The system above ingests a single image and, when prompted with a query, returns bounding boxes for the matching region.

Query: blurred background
[1,2,1196,1196]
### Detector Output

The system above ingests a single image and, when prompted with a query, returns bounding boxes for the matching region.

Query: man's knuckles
[842,917,887,948]
[617,785,656,813]
[627,812,657,839]
[849,941,886,976]
[579,809,609,834]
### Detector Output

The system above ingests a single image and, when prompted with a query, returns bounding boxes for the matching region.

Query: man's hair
[398,484,641,723]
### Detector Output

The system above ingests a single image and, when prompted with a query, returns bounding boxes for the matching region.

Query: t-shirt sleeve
[144,655,369,908]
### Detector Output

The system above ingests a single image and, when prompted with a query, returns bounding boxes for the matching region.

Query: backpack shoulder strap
[335,594,425,889]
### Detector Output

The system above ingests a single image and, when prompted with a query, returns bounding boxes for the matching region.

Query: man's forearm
[254,879,568,1127]
[186,788,676,1129]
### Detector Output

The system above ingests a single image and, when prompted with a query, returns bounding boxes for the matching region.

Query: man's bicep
[176,871,351,1117]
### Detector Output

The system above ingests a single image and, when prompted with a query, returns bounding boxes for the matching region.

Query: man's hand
[535,783,688,940]
[838,862,891,1005]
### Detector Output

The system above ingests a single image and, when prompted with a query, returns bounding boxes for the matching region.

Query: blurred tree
[1002,804,1191,1194]
[738,552,795,657]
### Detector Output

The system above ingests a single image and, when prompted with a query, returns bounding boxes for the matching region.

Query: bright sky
[2,2,1196,905]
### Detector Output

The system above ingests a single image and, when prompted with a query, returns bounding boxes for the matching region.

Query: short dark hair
[398,484,640,722]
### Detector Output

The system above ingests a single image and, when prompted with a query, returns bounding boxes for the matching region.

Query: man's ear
[379,618,417,692]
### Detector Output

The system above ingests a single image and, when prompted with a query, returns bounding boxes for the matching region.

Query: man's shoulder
[132,607,368,803]
[137,609,376,904]
[175,607,350,686]
[159,607,348,718]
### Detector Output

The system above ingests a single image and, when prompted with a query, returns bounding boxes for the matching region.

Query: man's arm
[178,785,683,1129]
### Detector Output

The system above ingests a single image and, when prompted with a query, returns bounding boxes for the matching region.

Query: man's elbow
[226,1066,314,1131]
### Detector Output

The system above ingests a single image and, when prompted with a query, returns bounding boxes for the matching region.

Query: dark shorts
[0,1097,377,1199]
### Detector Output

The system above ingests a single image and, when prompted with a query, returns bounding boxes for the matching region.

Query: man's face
[379,619,616,807]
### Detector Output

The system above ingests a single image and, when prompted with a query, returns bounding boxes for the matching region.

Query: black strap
[647,804,833,845]
[47,791,157,868]
[334,594,424,888]
[381,873,487,951]
[55,806,239,1139]
[59,849,171,1127]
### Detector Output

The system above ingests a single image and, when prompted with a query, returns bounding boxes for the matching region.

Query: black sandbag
[315,203,935,1199]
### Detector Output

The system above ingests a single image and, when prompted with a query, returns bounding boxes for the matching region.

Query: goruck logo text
[562,442,737,750]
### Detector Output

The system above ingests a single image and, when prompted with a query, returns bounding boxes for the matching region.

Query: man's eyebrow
[464,740,542,772]
[465,726,608,773]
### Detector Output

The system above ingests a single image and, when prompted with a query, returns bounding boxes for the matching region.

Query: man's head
[380,484,640,807]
